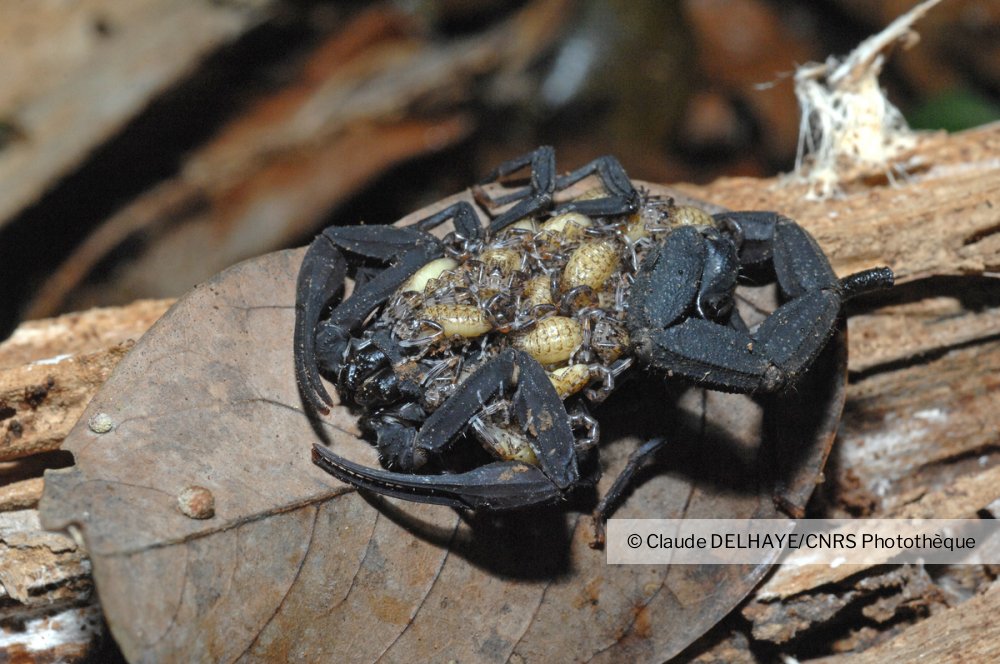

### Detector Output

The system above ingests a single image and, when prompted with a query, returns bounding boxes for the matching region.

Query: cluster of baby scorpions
[294,146,894,531]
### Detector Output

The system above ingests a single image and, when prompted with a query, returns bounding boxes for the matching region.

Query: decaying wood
[0,511,90,606]
[685,124,1000,661]
[0,301,169,659]
[0,510,97,660]
[0,478,44,512]
[836,339,1000,514]
[0,0,275,230]
[0,299,173,467]
[0,299,172,370]
[817,580,1000,663]
[1,124,998,661]
[23,0,574,318]
[742,564,947,647]
[757,464,1000,602]
[676,126,1000,282]
[0,340,134,462]
[846,288,1000,374]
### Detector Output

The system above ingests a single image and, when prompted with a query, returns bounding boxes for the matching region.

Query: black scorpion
[294,147,893,528]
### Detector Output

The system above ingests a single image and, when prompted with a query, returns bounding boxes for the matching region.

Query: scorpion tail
[312,445,563,510]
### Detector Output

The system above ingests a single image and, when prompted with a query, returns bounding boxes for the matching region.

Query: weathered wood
[836,340,1000,515]
[756,464,1000,602]
[743,564,946,646]
[816,581,1000,663]
[0,342,134,462]
[0,301,169,660]
[0,300,172,467]
[0,511,98,659]
[677,126,1000,391]
[0,478,44,512]
[23,0,575,318]
[0,511,90,606]
[676,126,1000,282]
[695,124,1000,661]
[846,288,1000,373]
[0,0,275,229]
[0,299,172,370]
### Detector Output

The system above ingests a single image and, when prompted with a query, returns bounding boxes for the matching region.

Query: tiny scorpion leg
[589,436,670,548]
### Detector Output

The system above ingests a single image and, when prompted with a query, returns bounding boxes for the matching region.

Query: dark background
[1,0,997,338]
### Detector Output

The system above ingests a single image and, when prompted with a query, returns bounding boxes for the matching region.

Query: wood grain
[0,0,274,229]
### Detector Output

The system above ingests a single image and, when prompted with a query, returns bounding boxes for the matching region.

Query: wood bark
[17,0,575,320]
[0,0,274,230]
[2,123,998,661]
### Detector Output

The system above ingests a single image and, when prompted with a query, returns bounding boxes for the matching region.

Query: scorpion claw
[294,235,349,413]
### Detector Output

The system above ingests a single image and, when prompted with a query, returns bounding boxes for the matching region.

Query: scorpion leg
[412,348,578,487]
[476,145,555,205]
[413,201,484,243]
[477,149,639,232]
[477,146,558,235]
[589,436,670,547]
[311,348,580,508]
[552,155,641,217]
